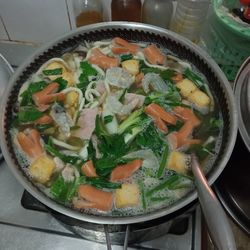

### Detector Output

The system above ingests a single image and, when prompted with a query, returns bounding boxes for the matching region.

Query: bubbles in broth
[11,37,223,217]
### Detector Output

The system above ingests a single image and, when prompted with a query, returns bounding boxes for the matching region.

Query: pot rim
[0,22,238,225]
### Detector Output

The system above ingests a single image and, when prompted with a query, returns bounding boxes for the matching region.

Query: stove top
[0,161,201,250]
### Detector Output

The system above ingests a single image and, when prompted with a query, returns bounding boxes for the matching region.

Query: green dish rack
[203,0,250,81]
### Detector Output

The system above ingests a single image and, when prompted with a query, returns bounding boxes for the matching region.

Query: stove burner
[21,190,195,244]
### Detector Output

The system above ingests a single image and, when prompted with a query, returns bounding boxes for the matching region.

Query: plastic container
[170,0,210,43]
[72,0,103,27]
[111,0,142,22]
[201,0,250,81]
[142,0,173,29]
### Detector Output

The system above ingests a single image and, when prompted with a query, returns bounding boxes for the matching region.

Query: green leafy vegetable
[144,88,182,110]
[188,140,215,161]
[95,115,129,157]
[120,54,133,62]
[160,69,175,82]
[146,174,180,197]
[184,68,204,90]
[85,177,121,189]
[104,115,113,125]
[35,124,53,132]
[157,145,169,178]
[45,144,82,165]
[50,175,86,202]
[167,120,184,133]
[43,68,63,76]
[94,115,133,176]
[139,59,162,74]
[136,123,166,156]
[53,77,68,91]
[118,108,144,134]
[77,61,97,92]
[94,156,130,177]
[17,106,44,123]
[138,180,146,210]
[20,81,48,106]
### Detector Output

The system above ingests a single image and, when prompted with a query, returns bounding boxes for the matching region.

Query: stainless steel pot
[0,22,238,225]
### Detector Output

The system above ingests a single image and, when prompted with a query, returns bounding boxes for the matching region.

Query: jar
[73,0,103,27]
[170,0,210,43]
[142,0,173,29]
[111,0,142,22]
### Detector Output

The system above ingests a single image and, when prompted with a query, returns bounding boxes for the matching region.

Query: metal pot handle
[191,155,236,250]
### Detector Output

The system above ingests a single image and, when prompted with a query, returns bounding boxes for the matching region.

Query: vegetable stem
[157,145,169,178]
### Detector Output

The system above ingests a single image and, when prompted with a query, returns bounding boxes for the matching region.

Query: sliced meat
[124,93,145,109]
[72,107,98,140]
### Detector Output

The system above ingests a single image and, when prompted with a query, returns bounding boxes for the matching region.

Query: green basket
[204,0,250,81]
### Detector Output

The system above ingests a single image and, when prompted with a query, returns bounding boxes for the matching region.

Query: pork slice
[72,107,98,140]
[95,81,106,95]
[124,93,145,108]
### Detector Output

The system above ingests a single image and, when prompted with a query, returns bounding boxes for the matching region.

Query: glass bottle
[73,0,103,27]
[170,0,210,43]
[111,0,142,22]
[142,0,173,29]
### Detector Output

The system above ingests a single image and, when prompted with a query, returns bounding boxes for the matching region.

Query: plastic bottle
[111,0,142,22]
[73,0,103,27]
[170,0,210,43]
[142,0,173,29]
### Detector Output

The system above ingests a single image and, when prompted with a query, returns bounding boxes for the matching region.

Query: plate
[0,54,13,161]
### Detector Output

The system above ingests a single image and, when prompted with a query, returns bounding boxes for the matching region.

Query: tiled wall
[0,0,112,45]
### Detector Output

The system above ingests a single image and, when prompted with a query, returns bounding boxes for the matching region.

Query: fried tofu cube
[176,79,197,98]
[45,61,74,85]
[122,60,139,76]
[188,89,210,107]
[167,151,190,175]
[115,183,140,208]
[65,91,78,108]
[29,155,55,184]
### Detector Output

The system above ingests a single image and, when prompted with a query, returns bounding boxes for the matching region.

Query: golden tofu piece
[45,61,74,85]
[65,91,78,108]
[29,155,55,184]
[176,79,197,98]
[188,89,210,107]
[167,151,189,175]
[115,183,140,208]
[122,60,139,76]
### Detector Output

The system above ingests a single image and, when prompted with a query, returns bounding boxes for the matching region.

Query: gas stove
[0,160,201,250]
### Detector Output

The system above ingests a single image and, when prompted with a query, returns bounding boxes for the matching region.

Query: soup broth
[11,38,223,216]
